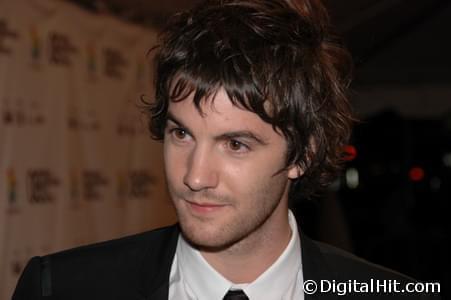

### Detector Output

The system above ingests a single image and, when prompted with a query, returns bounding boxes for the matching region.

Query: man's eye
[228,140,249,152]
[171,128,187,140]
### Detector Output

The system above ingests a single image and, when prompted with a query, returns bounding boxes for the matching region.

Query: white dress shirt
[168,210,304,300]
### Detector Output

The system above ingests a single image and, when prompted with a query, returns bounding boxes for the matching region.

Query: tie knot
[223,289,249,300]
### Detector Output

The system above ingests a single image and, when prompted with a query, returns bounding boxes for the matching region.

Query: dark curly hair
[147,0,354,201]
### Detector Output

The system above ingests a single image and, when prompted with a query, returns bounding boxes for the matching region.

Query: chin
[179,219,239,251]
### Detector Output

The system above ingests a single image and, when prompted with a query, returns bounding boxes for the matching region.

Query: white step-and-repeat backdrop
[0,0,176,298]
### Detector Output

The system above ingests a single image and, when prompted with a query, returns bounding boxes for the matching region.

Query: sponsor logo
[0,19,19,55]
[1,97,46,126]
[116,98,147,136]
[103,47,127,79]
[6,167,20,213]
[2,98,14,125]
[82,170,108,201]
[116,110,138,136]
[29,25,42,68]
[48,32,78,66]
[26,169,60,204]
[86,42,97,80]
[129,170,156,199]
[116,170,156,200]
[67,105,99,131]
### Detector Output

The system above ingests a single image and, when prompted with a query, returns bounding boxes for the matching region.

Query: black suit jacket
[12,224,440,300]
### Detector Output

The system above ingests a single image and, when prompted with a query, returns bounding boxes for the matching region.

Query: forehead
[167,89,279,136]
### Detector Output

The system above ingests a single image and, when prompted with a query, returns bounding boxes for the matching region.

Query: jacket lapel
[137,224,180,300]
[300,231,339,300]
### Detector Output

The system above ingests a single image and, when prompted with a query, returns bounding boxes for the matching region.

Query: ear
[287,164,304,179]
[287,136,316,179]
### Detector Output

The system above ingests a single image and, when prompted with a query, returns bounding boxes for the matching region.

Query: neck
[200,204,292,283]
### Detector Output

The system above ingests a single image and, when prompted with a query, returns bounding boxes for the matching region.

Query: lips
[184,199,228,213]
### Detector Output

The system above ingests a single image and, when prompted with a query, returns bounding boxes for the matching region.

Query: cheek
[163,143,185,183]
[223,155,286,194]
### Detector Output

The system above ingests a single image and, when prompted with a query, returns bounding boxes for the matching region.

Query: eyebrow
[166,111,269,146]
[166,112,187,129]
[217,131,268,145]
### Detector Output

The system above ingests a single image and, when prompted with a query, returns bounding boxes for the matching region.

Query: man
[13,0,440,299]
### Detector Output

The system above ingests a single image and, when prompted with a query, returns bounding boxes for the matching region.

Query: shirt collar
[177,233,231,300]
[242,210,302,299]
[177,210,302,300]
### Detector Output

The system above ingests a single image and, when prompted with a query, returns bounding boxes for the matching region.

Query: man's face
[164,88,299,250]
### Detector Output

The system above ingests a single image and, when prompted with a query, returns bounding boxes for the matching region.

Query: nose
[183,144,219,191]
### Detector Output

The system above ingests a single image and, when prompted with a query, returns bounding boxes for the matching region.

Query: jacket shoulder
[314,240,414,281]
[52,224,177,262]
[13,224,179,300]
[49,224,179,277]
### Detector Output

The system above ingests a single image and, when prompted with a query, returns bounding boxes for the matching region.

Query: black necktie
[223,289,249,300]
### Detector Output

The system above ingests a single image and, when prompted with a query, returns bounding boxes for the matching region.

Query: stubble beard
[170,177,289,253]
